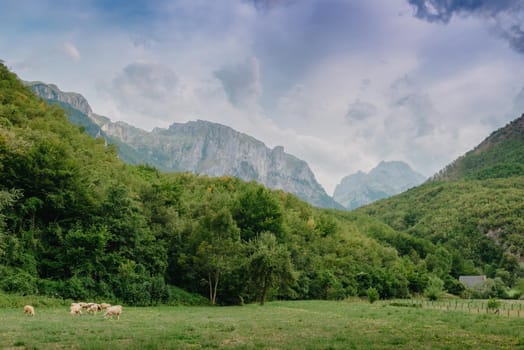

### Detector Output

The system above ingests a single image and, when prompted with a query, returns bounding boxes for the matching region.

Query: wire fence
[383,298,524,318]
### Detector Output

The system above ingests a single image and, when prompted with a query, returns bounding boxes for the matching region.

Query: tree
[193,207,242,305]
[248,232,295,305]
[233,187,284,241]
[0,189,20,262]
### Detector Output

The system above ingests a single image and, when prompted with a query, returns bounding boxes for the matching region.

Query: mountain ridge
[27,81,342,209]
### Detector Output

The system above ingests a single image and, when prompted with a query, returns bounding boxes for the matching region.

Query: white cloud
[214,57,262,108]
[60,42,80,62]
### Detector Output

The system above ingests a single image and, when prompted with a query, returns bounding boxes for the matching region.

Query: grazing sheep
[23,305,35,316]
[77,302,90,309]
[70,304,82,316]
[86,303,101,315]
[103,305,122,320]
[100,303,111,310]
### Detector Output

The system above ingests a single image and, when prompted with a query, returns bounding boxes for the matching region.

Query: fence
[385,298,524,318]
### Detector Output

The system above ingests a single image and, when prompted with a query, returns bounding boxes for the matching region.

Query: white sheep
[86,303,101,315]
[23,305,35,316]
[83,302,95,309]
[100,303,111,310]
[77,302,89,309]
[103,305,122,320]
[70,304,82,316]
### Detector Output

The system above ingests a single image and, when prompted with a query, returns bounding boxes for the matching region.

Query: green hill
[433,115,524,181]
[359,115,524,294]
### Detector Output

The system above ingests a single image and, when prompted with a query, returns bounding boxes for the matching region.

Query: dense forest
[0,63,522,305]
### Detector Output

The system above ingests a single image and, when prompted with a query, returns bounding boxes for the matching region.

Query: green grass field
[1,300,523,349]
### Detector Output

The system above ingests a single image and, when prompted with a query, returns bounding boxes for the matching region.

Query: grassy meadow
[1,300,523,349]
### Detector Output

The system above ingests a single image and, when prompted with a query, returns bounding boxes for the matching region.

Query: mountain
[333,161,425,210]
[27,82,341,209]
[432,114,524,181]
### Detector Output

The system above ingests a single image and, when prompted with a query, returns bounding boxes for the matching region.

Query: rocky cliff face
[333,161,425,210]
[27,82,93,115]
[28,82,340,209]
[107,120,338,208]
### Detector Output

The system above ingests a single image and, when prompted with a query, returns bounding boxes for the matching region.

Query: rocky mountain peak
[26,81,92,115]
[333,161,425,210]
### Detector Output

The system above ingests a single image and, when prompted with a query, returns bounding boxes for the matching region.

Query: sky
[1,0,524,194]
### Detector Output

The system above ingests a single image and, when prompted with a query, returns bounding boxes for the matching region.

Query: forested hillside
[359,116,524,297]
[432,115,524,181]
[0,64,443,305]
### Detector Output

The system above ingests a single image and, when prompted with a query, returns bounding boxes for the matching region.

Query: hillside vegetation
[0,64,444,305]
[359,116,524,295]
[433,115,524,181]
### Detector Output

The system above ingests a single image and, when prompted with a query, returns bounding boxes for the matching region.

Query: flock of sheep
[23,303,123,320]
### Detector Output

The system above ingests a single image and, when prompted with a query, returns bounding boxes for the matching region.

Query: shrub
[367,287,379,303]
[0,267,37,295]
[487,297,500,310]
[471,277,507,299]
[166,285,208,306]
[424,276,445,301]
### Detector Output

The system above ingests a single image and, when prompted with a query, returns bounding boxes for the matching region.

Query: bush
[471,277,507,299]
[326,282,346,300]
[0,267,37,295]
[367,287,379,303]
[487,297,500,310]
[424,276,445,301]
[166,285,209,306]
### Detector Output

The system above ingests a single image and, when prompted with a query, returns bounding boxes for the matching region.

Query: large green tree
[248,232,296,305]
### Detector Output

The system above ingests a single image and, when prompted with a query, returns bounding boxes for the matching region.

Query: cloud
[388,76,435,137]
[114,62,177,100]
[407,0,518,22]
[99,62,180,125]
[346,100,378,121]
[214,57,262,108]
[407,0,524,53]
[252,0,295,11]
[60,42,81,62]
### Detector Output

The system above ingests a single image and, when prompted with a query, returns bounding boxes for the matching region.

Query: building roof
[459,275,487,289]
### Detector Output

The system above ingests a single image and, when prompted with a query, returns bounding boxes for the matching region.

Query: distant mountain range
[28,82,342,209]
[333,161,426,210]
